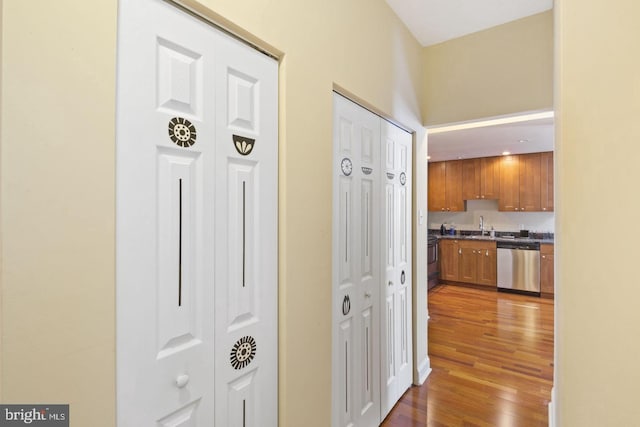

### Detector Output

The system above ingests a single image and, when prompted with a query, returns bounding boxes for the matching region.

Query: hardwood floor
[381,284,554,427]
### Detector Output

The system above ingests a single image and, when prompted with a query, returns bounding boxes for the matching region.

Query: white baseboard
[548,386,556,427]
[414,356,431,385]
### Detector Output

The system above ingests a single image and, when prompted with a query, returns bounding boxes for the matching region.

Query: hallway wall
[0,1,427,426]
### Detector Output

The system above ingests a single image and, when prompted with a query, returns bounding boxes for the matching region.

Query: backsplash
[428,199,555,234]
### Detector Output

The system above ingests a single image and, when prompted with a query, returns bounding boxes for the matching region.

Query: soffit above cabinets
[427,112,554,162]
[385,0,553,47]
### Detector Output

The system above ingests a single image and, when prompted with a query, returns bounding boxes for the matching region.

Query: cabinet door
[445,160,464,211]
[439,240,459,281]
[458,246,477,283]
[462,159,481,200]
[499,155,520,211]
[477,247,497,286]
[480,156,500,199]
[540,244,554,295]
[519,153,542,211]
[428,161,446,211]
[541,151,554,212]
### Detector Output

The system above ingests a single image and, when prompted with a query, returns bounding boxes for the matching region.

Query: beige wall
[0,1,117,425]
[422,11,553,126]
[0,0,427,426]
[555,0,640,425]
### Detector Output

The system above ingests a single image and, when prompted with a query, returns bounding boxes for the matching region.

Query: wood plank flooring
[381,285,554,427]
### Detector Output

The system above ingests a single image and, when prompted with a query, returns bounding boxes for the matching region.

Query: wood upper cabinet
[541,152,554,212]
[445,160,464,211]
[499,155,520,211]
[519,153,541,211]
[455,240,497,287]
[462,159,481,200]
[428,160,464,211]
[540,243,554,295]
[499,152,551,212]
[428,161,446,211]
[480,156,500,199]
[439,239,459,281]
[434,152,553,212]
[462,157,500,200]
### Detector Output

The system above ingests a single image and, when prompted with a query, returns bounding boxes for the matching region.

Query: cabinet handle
[481,195,485,199]
[458,248,462,254]
[543,208,547,211]
[476,196,480,199]
[441,208,445,211]
[515,208,519,211]
[542,255,546,259]
[486,250,489,256]
[522,207,525,211]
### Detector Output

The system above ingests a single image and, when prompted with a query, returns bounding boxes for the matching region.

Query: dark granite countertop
[429,229,554,245]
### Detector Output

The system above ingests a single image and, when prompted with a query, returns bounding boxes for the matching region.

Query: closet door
[332,94,381,427]
[116,1,278,425]
[380,121,413,418]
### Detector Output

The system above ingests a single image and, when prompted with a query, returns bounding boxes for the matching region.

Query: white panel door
[380,120,413,418]
[116,1,277,426]
[212,26,278,427]
[332,94,381,427]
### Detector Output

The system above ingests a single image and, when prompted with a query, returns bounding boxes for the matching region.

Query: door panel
[116,1,277,425]
[332,94,381,427]
[213,29,278,427]
[380,121,413,418]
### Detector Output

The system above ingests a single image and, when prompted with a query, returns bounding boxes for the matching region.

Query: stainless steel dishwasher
[497,240,541,295]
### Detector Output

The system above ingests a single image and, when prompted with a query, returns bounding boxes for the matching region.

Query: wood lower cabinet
[439,239,459,281]
[540,243,554,296]
[477,246,497,286]
[439,239,497,287]
[458,240,497,287]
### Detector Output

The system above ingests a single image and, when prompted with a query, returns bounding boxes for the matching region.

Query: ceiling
[427,112,554,162]
[385,0,553,47]
[384,0,555,162]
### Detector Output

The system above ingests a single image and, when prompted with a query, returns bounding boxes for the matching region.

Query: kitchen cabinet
[438,239,459,281]
[439,239,496,287]
[457,240,497,286]
[541,152,554,212]
[519,153,541,211]
[540,243,554,296]
[462,157,500,200]
[428,160,464,211]
[499,152,548,212]
[499,155,520,211]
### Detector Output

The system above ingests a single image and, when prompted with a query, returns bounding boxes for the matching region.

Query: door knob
[176,374,189,388]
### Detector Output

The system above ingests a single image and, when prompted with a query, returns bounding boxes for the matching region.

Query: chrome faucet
[479,215,485,236]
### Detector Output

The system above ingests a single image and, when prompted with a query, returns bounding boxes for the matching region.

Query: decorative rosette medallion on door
[168,117,197,147]
[230,336,257,370]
